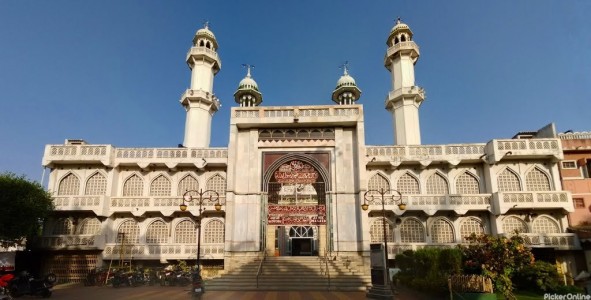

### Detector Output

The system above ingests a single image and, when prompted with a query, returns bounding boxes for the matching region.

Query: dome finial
[340,61,349,76]
[242,64,254,78]
[203,20,209,29]
[396,17,401,24]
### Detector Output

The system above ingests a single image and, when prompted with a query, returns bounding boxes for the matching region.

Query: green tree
[0,172,54,248]
[459,233,534,300]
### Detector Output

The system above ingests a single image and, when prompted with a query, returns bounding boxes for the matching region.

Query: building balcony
[102,243,224,260]
[232,105,362,128]
[366,194,492,216]
[109,196,226,217]
[492,191,574,214]
[499,233,580,250]
[365,144,486,168]
[485,138,563,164]
[52,195,108,216]
[39,234,106,250]
[43,145,112,166]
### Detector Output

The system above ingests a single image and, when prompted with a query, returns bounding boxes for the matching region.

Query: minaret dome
[234,64,263,107]
[331,63,361,105]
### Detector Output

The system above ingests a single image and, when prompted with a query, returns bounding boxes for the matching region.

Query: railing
[52,196,106,215]
[559,131,591,140]
[115,148,227,159]
[323,248,331,290]
[365,194,491,215]
[40,234,105,249]
[256,250,266,288]
[365,144,486,163]
[103,243,225,259]
[233,105,360,119]
[186,47,221,63]
[494,191,573,214]
[499,233,580,249]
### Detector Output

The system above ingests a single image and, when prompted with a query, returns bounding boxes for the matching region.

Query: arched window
[368,173,389,191]
[175,220,197,243]
[85,173,107,195]
[502,216,528,234]
[117,220,139,244]
[370,217,393,243]
[150,175,171,196]
[431,219,454,243]
[397,173,420,194]
[206,41,211,49]
[146,220,168,243]
[206,174,226,197]
[401,35,406,42]
[426,173,449,194]
[178,175,199,196]
[532,216,560,234]
[400,218,425,243]
[199,40,204,47]
[526,168,551,191]
[58,173,80,195]
[394,37,399,44]
[497,169,521,192]
[77,218,101,235]
[203,220,224,243]
[455,172,480,194]
[460,218,484,242]
[289,226,314,238]
[123,174,143,196]
[53,218,73,235]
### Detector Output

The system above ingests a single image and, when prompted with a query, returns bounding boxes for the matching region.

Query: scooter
[190,271,204,299]
[0,274,15,300]
[8,272,56,298]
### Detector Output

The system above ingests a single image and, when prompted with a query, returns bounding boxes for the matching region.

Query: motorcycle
[8,271,56,298]
[0,274,15,300]
[190,271,204,299]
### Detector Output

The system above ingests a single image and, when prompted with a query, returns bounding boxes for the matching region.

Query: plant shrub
[512,261,561,293]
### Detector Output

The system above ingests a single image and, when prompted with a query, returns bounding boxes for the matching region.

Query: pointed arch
[455,171,480,194]
[178,174,199,196]
[368,172,390,191]
[206,174,226,197]
[369,217,394,243]
[203,219,224,243]
[175,219,197,243]
[532,215,560,234]
[430,218,455,243]
[394,37,399,44]
[117,220,139,244]
[502,216,528,234]
[460,217,484,242]
[146,220,168,243]
[85,172,107,195]
[497,168,521,192]
[401,35,406,42]
[58,172,80,195]
[53,218,73,235]
[396,172,420,194]
[122,174,144,196]
[525,167,552,191]
[77,217,101,235]
[150,174,171,196]
[426,172,449,194]
[206,41,211,49]
[262,153,331,191]
[400,218,425,243]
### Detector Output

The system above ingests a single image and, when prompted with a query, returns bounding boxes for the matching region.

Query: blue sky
[1,1,590,182]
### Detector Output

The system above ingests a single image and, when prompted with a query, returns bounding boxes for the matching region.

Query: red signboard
[274,160,319,184]
[267,205,326,225]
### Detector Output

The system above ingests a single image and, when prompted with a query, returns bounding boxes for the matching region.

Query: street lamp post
[362,188,405,292]
[180,189,222,277]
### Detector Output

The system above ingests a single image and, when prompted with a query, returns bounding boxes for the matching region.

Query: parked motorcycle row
[0,271,56,299]
[84,267,194,288]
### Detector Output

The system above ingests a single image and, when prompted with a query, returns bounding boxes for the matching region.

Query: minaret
[384,18,426,145]
[181,22,222,148]
[331,62,361,105]
[234,64,262,107]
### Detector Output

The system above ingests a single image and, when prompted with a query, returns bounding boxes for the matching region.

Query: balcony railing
[365,194,492,215]
[103,243,224,260]
[52,196,107,216]
[109,196,226,216]
[486,138,562,163]
[499,233,580,250]
[493,191,574,214]
[365,144,486,167]
[40,234,106,250]
[232,105,361,125]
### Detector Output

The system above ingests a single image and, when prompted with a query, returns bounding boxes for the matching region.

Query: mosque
[39,19,579,283]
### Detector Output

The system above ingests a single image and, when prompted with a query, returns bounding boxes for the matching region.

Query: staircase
[205,255,371,291]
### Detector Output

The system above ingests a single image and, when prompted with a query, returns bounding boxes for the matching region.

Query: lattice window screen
[369,218,393,243]
[178,175,199,196]
[431,219,454,243]
[456,172,480,194]
[525,168,551,191]
[123,175,144,196]
[497,169,521,192]
[53,218,73,235]
[146,221,168,243]
[368,174,390,191]
[85,173,107,195]
[58,173,80,195]
[426,173,449,194]
[206,174,227,196]
[117,220,140,244]
[77,218,101,235]
[203,220,224,243]
[150,175,171,196]
[175,220,197,243]
[532,216,559,234]
[460,218,484,242]
[502,217,528,234]
[397,173,419,194]
[400,219,425,243]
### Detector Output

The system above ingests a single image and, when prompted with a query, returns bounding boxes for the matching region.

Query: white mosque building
[39,19,579,283]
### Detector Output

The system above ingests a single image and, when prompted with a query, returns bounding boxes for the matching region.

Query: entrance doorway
[292,238,313,256]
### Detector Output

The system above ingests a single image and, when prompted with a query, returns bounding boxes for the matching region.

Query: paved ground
[42,284,439,300]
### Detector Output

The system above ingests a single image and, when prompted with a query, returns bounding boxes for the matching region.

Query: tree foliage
[0,172,54,248]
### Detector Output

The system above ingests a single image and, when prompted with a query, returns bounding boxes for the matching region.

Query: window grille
[574,198,585,208]
[497,169,521,192]
[400,218,425,243]
[58,173,80,195]
[502,216,528,234]
[426,173,449,194]
[460,218,484,242]
[85,173,107,195]
[206,174,226,196]
[150,175,171,196]
[146,220,168,243]
[289,226,315,238]
[203,220,224,243]
[532,216,559,234]
[53,218,73,235]
[368,174,390,191]
[77,218,101,235]
[525,168,551,191]
[178,175,199,196]
[431,219,454,243]
[455,172,480,194]
[175,220,197,243]
[369,218,393,243]
[397,173,419,194]
[117,220,140,244]
[123,175,143,196]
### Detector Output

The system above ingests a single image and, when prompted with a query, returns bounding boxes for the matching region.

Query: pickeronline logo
[544,294,591,300]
